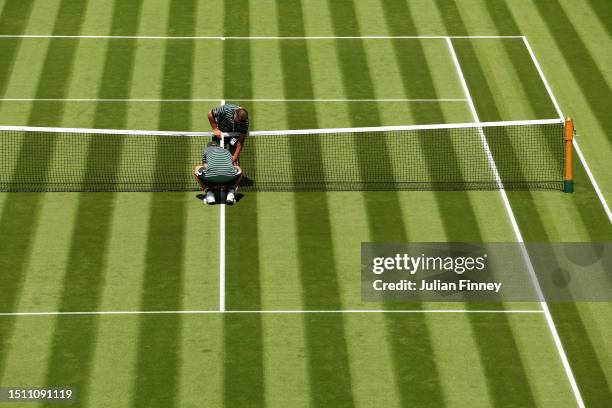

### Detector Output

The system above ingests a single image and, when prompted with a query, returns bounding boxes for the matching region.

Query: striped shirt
[211,103,249,134]
[201,146,240,177]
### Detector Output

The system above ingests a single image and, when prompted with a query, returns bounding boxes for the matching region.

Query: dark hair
[234,108,248,123]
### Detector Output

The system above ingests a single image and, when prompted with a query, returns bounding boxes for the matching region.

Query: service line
[0,309,544,316]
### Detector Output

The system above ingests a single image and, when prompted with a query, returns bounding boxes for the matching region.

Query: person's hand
[212,128,222,139]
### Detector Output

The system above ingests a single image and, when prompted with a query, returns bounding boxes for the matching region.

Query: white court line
[0,309,544,316]
[0,34,525,40]
[522,36,611,223]
[0,119,562,137]
[573,141,612,222]
[0,98,467,103]
[446,37,585,408]
[219,99,226,312]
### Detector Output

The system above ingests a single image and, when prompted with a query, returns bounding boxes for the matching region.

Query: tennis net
[0,118,567,192]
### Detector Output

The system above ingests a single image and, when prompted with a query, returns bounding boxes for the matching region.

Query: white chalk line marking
[0,98,467,103]
[522,36,610,224]
[447,37,585,408]
[0,34,525,40]
[0,309,544,317]
[219,99,226,312]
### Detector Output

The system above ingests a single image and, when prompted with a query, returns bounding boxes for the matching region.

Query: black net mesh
[0,121,565,192]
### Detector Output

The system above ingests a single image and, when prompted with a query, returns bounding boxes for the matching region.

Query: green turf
[0,0,611,407]
[0,313,580,407]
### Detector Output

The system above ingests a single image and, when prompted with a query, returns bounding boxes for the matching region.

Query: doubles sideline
[447,37,585,407]
[522,36,611,223]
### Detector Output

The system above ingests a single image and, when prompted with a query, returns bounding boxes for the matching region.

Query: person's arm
[232,133,247,163]
[232,163,243,188]
[207,110,222,139]
[193,164,207,192]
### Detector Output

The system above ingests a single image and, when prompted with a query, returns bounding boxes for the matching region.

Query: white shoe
[204,191,216,204]
[226,188,236,204]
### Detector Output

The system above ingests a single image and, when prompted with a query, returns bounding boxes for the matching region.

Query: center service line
[219,99,226,312]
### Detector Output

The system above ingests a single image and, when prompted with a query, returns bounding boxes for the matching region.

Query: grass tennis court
[0,0,611,407]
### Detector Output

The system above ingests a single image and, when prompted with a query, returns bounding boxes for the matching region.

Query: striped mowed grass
[0,0,611,407]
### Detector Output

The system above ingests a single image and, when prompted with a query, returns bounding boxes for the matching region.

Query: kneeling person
[194,140,242,204]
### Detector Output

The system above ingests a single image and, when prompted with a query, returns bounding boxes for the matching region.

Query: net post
[563,117,574,193]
